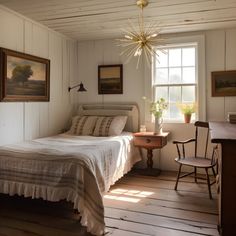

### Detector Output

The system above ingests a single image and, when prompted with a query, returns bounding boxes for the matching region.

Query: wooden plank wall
[0,5,77,145]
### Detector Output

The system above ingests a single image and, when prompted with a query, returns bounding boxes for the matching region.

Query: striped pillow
[93,116,127,136]
[68,116,97,135]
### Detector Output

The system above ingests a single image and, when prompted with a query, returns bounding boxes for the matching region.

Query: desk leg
[147,149,153,169]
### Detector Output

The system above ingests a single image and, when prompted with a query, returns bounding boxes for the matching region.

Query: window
[153,44,198,121]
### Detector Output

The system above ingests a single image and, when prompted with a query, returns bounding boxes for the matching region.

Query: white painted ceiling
[0,0,236,41]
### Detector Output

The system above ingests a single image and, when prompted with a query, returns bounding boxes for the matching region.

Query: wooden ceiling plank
[41,7,236,28]
[1,0,236,14]
[45,18,236,40]
[0,0,131,13]
[31,2,236,24]
[1,0,236,40]
[54,15,236,34]
[69,19,236,39]
[63,19,236,41]
[5,0,213,18]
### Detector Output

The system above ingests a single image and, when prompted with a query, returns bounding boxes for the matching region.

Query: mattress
[0,132,141,235]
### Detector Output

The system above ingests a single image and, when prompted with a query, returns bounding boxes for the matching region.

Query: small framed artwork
[0,48,50,102]
[98,64,123,94]
[212,70,236,97]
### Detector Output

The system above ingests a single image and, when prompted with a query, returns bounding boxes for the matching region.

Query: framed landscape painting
[212,70,236,97]
[0,48,50,102]
[98,64,123,94]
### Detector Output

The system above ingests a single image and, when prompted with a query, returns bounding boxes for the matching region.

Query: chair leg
[175,164,182,190]
[205,168,212,199]
[212,167,216,177]
[194,167,197,183]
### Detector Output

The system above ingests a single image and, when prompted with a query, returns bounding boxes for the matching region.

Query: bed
[0,103,141,235]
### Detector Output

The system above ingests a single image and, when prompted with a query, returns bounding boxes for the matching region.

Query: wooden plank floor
[0,171,219,236]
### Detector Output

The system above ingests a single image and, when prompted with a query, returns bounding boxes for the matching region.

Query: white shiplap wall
[77,29,236,171]
[76,40,145,121]
[0,5,77,145]
[206,29,236,121]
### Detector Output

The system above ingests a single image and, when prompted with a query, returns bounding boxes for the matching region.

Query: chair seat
[175,156,215,168]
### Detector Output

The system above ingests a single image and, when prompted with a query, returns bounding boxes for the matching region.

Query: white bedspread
[0,132,141,235]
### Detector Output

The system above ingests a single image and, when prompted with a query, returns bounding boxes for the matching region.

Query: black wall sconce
[68,82,87,92]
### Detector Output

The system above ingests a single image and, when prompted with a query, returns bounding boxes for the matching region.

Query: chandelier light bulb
[135,48,142,57]
[125,35,133,40]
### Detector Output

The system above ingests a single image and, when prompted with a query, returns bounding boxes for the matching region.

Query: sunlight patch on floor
[104,195,140,203]
[104,188,154,203]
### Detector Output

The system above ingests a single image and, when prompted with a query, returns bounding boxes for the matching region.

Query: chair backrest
[194,121,209,158]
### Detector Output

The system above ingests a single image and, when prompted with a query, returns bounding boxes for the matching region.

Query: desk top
[209,121,236,143]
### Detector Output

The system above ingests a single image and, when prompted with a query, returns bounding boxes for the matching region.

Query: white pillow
[93,116,127,136]
[68,116,97,135]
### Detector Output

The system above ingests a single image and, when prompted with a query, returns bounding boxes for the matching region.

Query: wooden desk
[133,132,169,175]
[209,122,236,236]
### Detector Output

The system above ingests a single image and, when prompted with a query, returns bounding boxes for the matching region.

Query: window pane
[183,67,195,83]
[169,86,181,102]
[170,103,182,120]
[182,48,195,66]
[169,68,181,84]
[169,48,181,67]
[155,68,168,84]
[182,86,195,102]
[156,50,168,67]
[155,87,168,101]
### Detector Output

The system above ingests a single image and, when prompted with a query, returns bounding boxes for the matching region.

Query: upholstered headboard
[77,103,140,132]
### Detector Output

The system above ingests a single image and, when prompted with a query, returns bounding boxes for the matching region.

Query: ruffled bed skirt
[0,181,105,235]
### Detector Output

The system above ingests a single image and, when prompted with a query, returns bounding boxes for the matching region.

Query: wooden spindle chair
[173,121,218,199]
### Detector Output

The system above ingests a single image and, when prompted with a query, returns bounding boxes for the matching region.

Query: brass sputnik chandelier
[117,0,164,68]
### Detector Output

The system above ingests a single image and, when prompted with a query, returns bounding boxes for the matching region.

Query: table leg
[147,149,153,169]
[132,148,160,176]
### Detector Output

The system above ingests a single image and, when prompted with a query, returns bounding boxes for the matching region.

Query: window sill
[161,119,196,124]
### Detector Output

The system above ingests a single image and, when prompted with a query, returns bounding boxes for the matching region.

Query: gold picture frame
[0,48,50,102]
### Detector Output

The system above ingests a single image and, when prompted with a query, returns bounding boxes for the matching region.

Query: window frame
[153,44,198,122]
[143,35,206,124]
